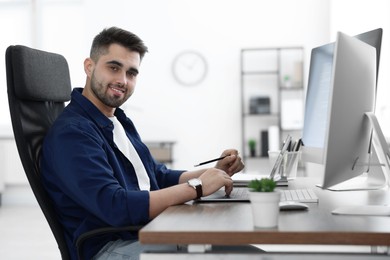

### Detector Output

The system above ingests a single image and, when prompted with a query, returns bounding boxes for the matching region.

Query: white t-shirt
[109,116,150,191]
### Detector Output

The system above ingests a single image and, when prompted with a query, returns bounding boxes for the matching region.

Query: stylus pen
[294,138,302,152]
[194,155,228,167]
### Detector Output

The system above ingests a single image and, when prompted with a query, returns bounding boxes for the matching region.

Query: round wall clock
[172,50,208,86]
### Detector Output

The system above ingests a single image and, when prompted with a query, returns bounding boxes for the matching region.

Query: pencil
[194,155,228,167]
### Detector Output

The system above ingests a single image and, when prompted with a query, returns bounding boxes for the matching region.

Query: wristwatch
[187,178,203,200]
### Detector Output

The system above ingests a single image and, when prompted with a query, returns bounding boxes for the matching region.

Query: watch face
[172,51,208,86]
[189,178,202,186]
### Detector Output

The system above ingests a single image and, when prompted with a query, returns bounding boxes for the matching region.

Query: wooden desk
[140,178,390,247]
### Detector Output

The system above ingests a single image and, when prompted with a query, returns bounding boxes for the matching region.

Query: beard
[90,71,131,108]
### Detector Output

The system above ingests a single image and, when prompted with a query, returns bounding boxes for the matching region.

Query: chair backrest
[6,45,72,259]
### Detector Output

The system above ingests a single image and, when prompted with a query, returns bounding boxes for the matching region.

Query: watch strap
[194,185,202,200]
[188,179,203,200]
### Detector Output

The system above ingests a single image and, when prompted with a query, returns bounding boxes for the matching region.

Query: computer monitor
[354,28,382,85]
[302,29,390,191]
[302,28,382,166]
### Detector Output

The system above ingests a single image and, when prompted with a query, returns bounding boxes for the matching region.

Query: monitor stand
[319,112,390,191]
[330,112,390,216]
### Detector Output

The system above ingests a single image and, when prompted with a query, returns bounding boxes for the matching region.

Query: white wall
[80,0,330,169]
[1,0,389,172]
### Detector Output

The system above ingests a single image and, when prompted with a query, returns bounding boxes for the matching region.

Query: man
[41,27,244,259]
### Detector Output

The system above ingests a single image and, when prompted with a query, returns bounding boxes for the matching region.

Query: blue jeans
[93,239,179,260]
[93,239,264,259]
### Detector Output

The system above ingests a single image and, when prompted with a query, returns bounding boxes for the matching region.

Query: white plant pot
[249,191,281,228]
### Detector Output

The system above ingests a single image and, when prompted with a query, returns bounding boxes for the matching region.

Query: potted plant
[248,139,256,157]
[248,178,280,228]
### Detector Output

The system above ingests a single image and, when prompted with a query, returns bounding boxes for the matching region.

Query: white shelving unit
[240,47,304,171]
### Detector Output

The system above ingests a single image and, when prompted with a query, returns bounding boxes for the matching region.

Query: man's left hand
[215,149,244,176]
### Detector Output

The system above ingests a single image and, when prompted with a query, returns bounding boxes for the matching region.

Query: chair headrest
[9,45,71,102]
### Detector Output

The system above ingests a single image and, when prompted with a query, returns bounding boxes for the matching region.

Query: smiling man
[40,27,244,260]
[84,43,139,116]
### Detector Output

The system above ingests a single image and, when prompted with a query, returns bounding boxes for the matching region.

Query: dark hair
[90,27,148,62]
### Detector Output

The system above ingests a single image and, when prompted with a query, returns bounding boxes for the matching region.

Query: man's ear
[84,58,94,77]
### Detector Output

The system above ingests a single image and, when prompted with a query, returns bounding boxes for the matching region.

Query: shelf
[144,141,175,165]
[242,71,278,76]
[240,47,304,165]
[243,113,278,117]
[243,156,269,160]
[280,86,303,91]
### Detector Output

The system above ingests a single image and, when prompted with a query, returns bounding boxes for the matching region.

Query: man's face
[85,43,141,113]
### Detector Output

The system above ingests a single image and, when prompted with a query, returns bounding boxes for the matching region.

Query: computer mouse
[279,201,309,211]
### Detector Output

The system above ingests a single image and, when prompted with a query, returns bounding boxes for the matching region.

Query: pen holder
[268,150,280,168]
[281,151,301,180]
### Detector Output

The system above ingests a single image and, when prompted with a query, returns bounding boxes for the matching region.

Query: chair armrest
[76,225,143,260]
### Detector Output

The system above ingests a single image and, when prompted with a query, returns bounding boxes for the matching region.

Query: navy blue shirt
[41,88,184,260]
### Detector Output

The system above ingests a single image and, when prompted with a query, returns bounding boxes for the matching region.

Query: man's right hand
[198,168,233,197]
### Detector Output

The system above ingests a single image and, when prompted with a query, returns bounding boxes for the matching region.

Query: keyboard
[280,189,319,203]
[199,187,319,203]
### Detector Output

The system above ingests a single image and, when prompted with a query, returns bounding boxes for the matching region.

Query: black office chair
[6,45,141,260]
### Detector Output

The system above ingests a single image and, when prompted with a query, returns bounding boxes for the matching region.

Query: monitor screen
[301,43,334,164]
[302,29,387,190]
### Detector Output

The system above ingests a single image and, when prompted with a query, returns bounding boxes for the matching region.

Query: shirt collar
[71,87,126,129]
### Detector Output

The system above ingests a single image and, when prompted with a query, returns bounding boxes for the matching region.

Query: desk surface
[140,177,390,246]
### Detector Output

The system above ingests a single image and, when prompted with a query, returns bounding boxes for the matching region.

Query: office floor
[0,183,378,260]
[0,185,60,260]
